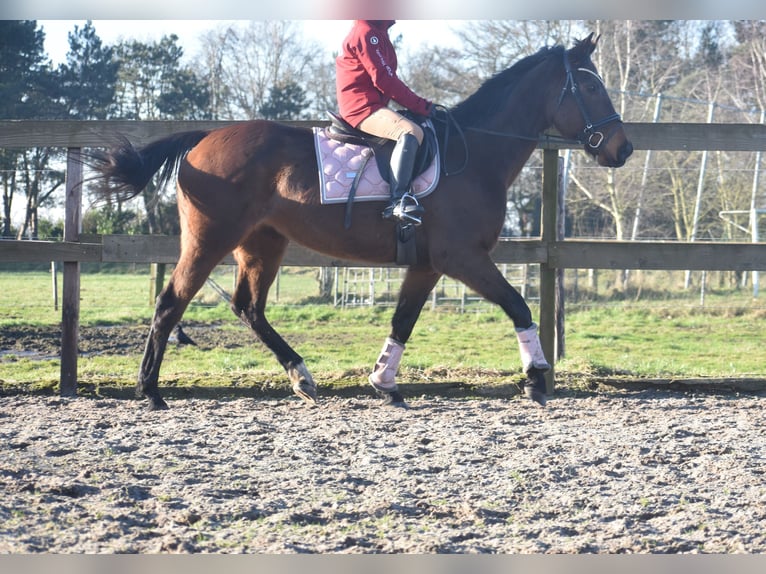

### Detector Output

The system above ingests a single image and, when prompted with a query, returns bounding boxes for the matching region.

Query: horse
[91,33,633,411]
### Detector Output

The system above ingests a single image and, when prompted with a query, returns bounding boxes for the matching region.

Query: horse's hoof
[288,363,318,406]
[292,382,318,407]
[376,389,409,409]
[146,396,169,411]
[524,385,547,407]
[524,367,548,407]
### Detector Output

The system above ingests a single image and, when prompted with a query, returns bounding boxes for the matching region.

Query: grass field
[2,266,766,396]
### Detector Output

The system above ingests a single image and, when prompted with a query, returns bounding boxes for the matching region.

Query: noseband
[557,51,622,152]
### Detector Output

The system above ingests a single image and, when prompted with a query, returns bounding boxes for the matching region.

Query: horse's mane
[450,45,565,127]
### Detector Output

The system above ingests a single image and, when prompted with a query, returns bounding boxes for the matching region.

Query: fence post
[539,148,558,395]
[51,261,58,310]
[685,101,716,289]
[60,147,83,397]
[556,154,567,361]
[150,263,165,305]
[749,109,765,298]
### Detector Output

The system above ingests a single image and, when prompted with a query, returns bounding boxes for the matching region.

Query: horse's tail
[90,130,210,201]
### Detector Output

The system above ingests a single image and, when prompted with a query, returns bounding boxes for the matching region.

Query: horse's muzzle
[595,127,633,168]
[600,139,634,168]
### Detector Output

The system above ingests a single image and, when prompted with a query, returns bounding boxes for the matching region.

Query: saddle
[325,110,437,185]
[323,111,440,266]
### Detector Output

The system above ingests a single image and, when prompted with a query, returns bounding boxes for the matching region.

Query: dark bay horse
[92,34,632,411]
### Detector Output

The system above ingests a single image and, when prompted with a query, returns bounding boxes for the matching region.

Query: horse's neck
[480,67,558,186]
[475,99,549,188]
[502,70,556,139]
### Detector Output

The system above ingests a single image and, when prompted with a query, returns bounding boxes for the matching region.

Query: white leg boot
[368,337,405,393]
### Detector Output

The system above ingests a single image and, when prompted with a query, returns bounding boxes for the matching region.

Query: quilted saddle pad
[313,127,439,205]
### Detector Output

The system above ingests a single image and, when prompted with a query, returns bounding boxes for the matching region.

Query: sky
[38,20,463,66]
[25,0,766,65]
[8,0,766,20]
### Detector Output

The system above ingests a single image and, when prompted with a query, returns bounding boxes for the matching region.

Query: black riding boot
[382,133,424,225]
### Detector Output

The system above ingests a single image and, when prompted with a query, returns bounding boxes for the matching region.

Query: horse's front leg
[369,267,441,407]
[439,251,550,406]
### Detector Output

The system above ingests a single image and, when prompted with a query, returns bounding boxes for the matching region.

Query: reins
[465,125,581,145]
[430,104,470,176]
[431,105,580,177]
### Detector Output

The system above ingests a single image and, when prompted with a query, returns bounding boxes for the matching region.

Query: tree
[1,153,18,237]
[196,25,238,120]
[728,21,766,112]
[572,21,689,239]
[0,20,49,119]
[12,22,119,239]
[259,82,310,120]
[698,22,725,69]
[305,57,338,119]
[15,147,64,239]
[157,67,211,119]
[57,20,118,119]
[109,34,211,234]
[112,35,210,121]
[0,20,60,238]
[202,21,318,120]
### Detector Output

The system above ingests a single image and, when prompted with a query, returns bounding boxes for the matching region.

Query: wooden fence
[2,119,766,397]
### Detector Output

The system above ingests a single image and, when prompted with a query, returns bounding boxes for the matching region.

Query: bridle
[557,50,622,152]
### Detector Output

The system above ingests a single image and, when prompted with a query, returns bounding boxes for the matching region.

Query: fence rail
[1,119,766,151]
[2,119,766,397]
[4,235,766,271]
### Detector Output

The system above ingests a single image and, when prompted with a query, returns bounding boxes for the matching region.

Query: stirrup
[391,193,424,226]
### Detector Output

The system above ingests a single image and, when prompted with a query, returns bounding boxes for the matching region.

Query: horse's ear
[571,32,599,62]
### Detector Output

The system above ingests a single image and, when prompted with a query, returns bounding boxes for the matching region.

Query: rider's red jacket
[335,20,432,127]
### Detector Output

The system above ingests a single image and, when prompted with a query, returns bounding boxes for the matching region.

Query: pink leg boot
[515,322,551,373]
[368,337,405,393]
[516,323,550,407]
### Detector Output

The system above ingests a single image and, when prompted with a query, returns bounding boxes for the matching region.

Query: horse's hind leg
[139,246,227,411]
[231,227,317,405]
[369,267,441,406]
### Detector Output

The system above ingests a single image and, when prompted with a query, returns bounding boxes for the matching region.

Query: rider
[335,20,433,226]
